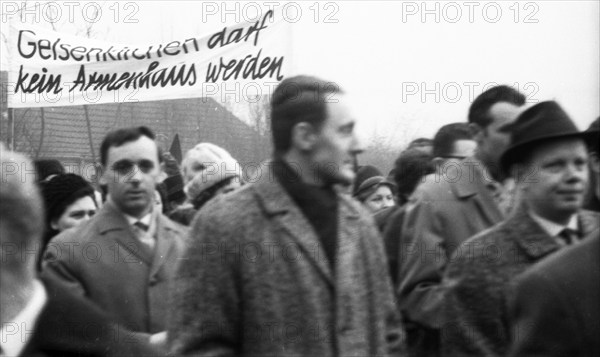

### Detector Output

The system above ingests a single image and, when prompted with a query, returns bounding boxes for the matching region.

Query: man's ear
[432,157,445,166]
[98,166,108,186]
[590,152,600,174]
[291,122,317,151]
[511,162,533,185]
[50,219,59,231]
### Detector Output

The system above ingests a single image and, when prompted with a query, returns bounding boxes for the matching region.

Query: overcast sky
[2,1,598,147]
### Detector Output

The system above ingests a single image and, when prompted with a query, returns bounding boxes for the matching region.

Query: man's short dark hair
[433,123,474,158]
[33,159,65,182]
[468,85,526,128]
[393,149,435,203]
[270,75,343,154]
[407,138,433,149]
[100,126,157,166]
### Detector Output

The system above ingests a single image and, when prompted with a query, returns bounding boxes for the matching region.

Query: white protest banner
[8,10,290,108]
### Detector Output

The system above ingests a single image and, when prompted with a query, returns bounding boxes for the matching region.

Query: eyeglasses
[111,159,155,175]
[441,155,467,160]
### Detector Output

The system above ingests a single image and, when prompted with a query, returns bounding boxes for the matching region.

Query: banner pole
[8,108,14,150]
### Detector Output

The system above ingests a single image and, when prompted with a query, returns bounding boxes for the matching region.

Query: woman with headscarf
[169,143,242,225]
[39,173,97,266]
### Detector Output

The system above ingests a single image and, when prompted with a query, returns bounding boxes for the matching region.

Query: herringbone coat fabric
[441,208,600,357]
[168,175,406,357]
[508,230,600,357]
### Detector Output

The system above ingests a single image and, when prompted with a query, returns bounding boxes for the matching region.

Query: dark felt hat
[499,101,595,175]
[353,165,382,196]
[586,117,600,153]
[353,165,396,201]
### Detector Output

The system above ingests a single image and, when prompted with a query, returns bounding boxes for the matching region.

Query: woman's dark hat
[353,165,396,201]
[499,101,595,175]
[40,173,95,222]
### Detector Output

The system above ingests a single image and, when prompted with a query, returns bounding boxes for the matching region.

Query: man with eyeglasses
[396,85,526,357]
[42,126,187,352]
[432,122,476,164]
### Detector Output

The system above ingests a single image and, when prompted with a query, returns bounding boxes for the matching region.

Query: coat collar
[510,208,599,259]
[149,213,182,279]
[450,158,494,198]
[252,171,360,284]
[95,201,181,271]
[449,158,504,223]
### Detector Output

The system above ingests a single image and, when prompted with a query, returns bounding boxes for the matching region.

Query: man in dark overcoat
[168,76,405,356]
[507,117,600,357]
[42,127,188,350]
[441,101,600,356]
[0,145,158,357]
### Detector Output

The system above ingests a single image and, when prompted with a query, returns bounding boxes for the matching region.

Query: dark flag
[170,134,183,164]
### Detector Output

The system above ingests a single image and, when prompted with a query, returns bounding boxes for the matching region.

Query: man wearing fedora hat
[584,117,600,211]
[507,117,599,357]
[442,101,600,357]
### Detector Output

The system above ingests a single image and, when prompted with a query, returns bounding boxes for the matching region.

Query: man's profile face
[310,95,361,185]
[101,136,160,218]
[521,138,588,222]
[478,102,523,167]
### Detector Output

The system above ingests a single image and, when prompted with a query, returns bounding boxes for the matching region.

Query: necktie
[134,221,149,232]
[558,228,578,246]
[133,221,154,250]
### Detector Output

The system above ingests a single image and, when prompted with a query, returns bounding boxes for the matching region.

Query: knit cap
[182,143,241,200]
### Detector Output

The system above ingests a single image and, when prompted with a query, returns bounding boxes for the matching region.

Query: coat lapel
[579,210,600,238]
[336,195,361,267]
[511,209,600,258]
[451,159,504,224]
[253,178,333,284]
[510,209,562,259]
[97,202,154,266]
[148,214,178,279]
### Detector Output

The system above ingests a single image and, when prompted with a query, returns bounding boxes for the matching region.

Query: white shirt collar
[123,211,153,227]
[528,209,579,237]
[105,197,154,227]
[1,280,47,357]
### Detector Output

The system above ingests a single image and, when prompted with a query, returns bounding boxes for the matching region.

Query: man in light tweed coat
[168,76,406,356]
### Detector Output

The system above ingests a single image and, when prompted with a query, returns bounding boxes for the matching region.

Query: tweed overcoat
[508,230,600,357]
[41,201,188,335]
[441,208,600,357]
[168,175,405,357]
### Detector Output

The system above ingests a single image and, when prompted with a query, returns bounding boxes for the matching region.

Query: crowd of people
[1,75,598,357]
